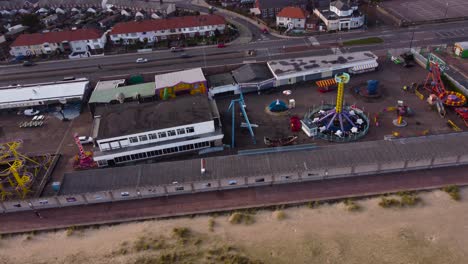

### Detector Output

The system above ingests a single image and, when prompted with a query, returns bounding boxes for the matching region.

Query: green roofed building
[89,82,156,104]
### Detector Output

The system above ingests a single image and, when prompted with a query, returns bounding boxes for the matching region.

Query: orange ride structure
[0,141,51,200]
[423,62,466,107]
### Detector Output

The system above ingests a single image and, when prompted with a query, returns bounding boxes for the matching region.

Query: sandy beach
[0,188,467,264]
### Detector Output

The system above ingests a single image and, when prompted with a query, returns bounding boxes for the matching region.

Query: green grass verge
[343,37,384,46]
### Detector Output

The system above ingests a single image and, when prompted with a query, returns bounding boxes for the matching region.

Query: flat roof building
[89,82,156,104]
[92,95,223,167]
[155,68,207,99]
[267,51,378,86]
[0,78,89,110]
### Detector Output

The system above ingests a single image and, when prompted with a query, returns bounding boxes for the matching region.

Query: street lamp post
[409,29,416,50]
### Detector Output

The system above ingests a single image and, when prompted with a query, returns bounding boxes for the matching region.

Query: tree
[20,14,41,29]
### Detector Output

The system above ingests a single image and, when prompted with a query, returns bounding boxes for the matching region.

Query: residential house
[109,15,226,44]
[121,9,131,17]
[255,0,307,18]
[10,28,106,57]
[314,0,364,31]
[42,14,58,26]
[87,7,97,14]
[107,0,176,16]
[18,8,30,14]
[35,7,48,14]
[135,11,144,20]
[276,6,307,30]
[99,14,120,28]
[5,24,29,41]
[55,7,66,14]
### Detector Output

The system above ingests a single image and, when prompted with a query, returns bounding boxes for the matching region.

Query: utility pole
[409,29,415,50]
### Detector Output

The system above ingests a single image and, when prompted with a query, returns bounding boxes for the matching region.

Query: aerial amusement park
[0,141,52,200]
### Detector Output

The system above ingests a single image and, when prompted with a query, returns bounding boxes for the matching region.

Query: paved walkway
[2,165,468,234]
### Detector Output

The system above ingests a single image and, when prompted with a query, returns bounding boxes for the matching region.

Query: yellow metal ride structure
[0,141,51,200]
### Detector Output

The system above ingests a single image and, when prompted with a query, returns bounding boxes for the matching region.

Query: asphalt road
[1,20,467,86]
[2,165,468,234]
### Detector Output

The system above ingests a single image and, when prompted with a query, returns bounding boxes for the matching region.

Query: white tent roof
[0,79,89,109]
[155,68,206,90]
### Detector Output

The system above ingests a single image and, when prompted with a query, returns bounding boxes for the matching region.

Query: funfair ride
[304,73,370,142]
[0,141,51,200]
[73,134,97,169]
[424,62,466,107]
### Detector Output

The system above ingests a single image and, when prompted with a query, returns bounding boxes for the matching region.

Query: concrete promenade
[1,165,468,234]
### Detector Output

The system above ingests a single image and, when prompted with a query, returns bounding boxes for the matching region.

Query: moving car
[170,47,184,52]
[24,109,40,116]
[136,58,148,63]
[217,43,226,48]
[78,136,94,144]
[23,61,35,67]
[180,53,191,58]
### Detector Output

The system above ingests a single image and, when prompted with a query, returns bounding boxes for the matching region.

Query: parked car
[78,136,94,144]
[170,47,184,52]
[217,43,226,48]
[180,53,191,58]
[23,61,36,67]
[262,28,269,34]
[136,58,148,63]
[24,109,40,116]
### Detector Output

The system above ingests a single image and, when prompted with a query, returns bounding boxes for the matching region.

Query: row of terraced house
[9,15,226,57]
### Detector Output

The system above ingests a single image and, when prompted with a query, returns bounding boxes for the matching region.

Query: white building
[276,6,307,30]
[109,15,226,44]
[0,78,89,110]
[314,0,364,31]
[10,28,106,57]
[92,95,224,167]
[267,51,378,86]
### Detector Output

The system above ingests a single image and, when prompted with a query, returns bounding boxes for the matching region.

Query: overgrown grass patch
[228,212,255,225]
[343,199,361,211]
[307,201,322,209]
[208,218,215,232]
[343,37,384,46]
[273,210,286,220]
[442,185,461,201]
[379,197,402,208]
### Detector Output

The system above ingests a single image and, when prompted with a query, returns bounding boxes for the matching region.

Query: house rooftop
[110,15,225,35]
[277,6,307,19]
[10,28,102,47]
[95,95,213,139]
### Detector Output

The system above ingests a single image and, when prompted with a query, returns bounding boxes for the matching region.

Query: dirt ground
[0,188,467,264]
[217,58,464,149]
[0,108,95,196]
